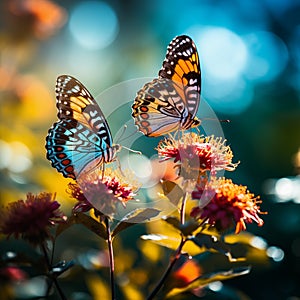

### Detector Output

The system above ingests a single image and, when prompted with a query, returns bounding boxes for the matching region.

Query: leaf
[163,217,200,236]
[191,233,231,257]
[74,212,107,240]
[161,180,184,206]
[55,215,76,237]
[179,220,200,236]
[140,234,181,250]
[112,208,160,237]
[163,216,181,230]
[51,260,75,277]
[166,266,251,298]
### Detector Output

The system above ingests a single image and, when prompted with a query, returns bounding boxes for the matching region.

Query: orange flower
[172,259,202,287]
[0,193,66,245]
[191,178,264,234]
[157,133,238,179]
[69,169,138,217]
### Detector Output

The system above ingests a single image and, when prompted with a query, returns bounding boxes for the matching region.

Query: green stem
[180,191,188,224]
[146,238,186,300]
[147,191,189,299]
[105,217,116,300]
[41,243,67,300]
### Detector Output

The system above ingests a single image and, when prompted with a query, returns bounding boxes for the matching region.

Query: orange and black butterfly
[132,35,201,137]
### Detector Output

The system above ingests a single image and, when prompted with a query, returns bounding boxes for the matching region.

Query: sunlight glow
[69,1,119,50]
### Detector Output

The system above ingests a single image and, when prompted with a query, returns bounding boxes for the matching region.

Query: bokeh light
[267,246,285,262]
[0,140,32,173]
[190,26,253,114]
[69,1,119,50]
[243,31,289,82]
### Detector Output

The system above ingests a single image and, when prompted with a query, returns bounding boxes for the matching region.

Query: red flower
[69,168,138,217]
[191,178,264,234]
[157,133,238,179]
[0,193,66,245]
[0,266,27,282]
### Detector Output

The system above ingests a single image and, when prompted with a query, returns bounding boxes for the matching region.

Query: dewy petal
[191,178,265,234]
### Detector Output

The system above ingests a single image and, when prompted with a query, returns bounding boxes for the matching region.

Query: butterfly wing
[46,75,116,179]
[132,78,188,136]
[159,35,201,118]
[46,119,108,179]
[55,75,113,147]
[132,35,201,136]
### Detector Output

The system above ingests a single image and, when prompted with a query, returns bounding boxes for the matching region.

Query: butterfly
[132,35,201,137]
[46,75,121,179]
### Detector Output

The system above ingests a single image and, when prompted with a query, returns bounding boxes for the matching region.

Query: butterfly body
[46,75,120,179]
[132,35,201,137]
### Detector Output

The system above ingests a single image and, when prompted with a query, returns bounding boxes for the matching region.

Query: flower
[0,266,27,282]
[172,259,202,288]
[0,193,66,245]
[190,178,264,234]
[69,168,138,216]
[157,133,238,180]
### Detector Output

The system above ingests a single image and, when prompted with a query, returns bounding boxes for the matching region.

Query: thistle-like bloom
[69,168,138,216]
[157,133,238,179]
[0,193,66,245]
[190,178,264,234]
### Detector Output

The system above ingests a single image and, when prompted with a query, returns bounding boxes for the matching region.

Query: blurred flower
[0,266,27,282]
[191,178,264,234]
[8,0,67,39]
[0,193,66,245]
[293,147,300,174]
[157,133,238,180]
[69,168,138,216]
[172,259,202,288]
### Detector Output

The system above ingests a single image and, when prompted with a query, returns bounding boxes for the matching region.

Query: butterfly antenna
[115,125,128,144]
[122,146,142,155]
[117,127,140,144]
[202,117,230,123]
[114,125,142,154]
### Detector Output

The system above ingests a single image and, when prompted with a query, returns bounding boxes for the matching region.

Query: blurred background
[0,0,300,299]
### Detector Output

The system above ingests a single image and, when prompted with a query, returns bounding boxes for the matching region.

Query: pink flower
[69,169,138,217]
[191,178,265,234]
[157,133,238,180]
[0,193,66,245]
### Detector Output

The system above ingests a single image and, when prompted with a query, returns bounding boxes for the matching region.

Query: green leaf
[163,216,181,230]
[55,215,76,237]
[51,260,75,277]
[163,217,200,236]
[112,208,160,237]
[140,234,181,250]
[161,180,183,206]
[74,212,107,240]
[191,233,231,257]
[166,266,251,298]
[179,220,200,236]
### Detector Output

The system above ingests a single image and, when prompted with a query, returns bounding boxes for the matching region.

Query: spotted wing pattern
[46,75,119,179]
[132,35,201,137]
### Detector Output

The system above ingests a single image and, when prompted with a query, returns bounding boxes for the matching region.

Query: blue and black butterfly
[46,75,121,179]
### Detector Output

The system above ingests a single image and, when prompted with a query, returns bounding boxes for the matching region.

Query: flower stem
[105,217,116,300]
[146,238,186,300]
[180,191,188,224]
[147,191,189,299]
[41,243,67,300]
